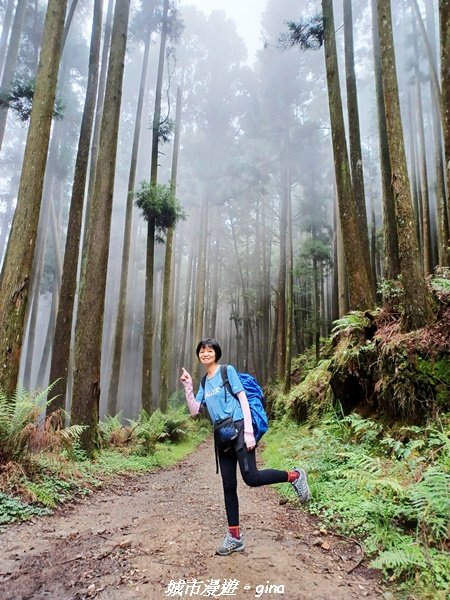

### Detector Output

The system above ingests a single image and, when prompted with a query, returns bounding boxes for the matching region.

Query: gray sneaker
[291,467,311,502]
[216,532,245,556]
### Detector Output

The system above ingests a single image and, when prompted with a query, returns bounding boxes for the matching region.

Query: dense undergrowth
[263,277,450,599]
[0,387,209,527]
[1,278,448,599]
[262,414,449,599]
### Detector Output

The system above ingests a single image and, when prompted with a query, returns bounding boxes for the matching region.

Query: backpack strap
[220,364,235,397]
[200,374,207,406]
[222,364,249,473]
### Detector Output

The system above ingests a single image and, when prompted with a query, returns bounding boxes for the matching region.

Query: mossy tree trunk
[377,0,433,331]
[322,0,374,311]
[440,0,450,264]
[71,0,131,455]
[47,0,103,414]
[343,0,374,294]
[0,0,68,397]
[371,0,400,280]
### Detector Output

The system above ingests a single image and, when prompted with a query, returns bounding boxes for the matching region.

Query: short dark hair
[196,338,222,361]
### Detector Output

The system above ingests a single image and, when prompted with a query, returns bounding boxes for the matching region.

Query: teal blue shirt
[196,364,244,423]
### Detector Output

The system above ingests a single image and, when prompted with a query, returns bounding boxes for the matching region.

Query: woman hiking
[180,338,310,556]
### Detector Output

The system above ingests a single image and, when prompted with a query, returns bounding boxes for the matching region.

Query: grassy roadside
[261,413,450,600]
[0,404,210,528]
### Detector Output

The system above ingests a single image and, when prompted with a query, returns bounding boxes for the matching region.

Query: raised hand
[180,367,192,384]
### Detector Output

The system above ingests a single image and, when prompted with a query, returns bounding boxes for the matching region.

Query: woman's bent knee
[242,473,261,487]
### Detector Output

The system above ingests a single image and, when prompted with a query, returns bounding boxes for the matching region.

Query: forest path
[0,439,384,600]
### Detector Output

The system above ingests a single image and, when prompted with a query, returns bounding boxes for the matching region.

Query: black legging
[218,445,288,526]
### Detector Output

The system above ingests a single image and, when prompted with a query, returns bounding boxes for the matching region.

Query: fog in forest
[0,0,444,421]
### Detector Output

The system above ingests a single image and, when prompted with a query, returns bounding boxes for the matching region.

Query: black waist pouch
[214,416,239,451]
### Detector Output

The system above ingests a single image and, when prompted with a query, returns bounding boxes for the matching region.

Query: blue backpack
[201,365,269,442]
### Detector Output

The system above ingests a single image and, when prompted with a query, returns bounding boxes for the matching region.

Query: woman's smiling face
[198,345,217,365]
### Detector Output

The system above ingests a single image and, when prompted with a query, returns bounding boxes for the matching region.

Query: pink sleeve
[237,390,256,448]
[181,379,201,416]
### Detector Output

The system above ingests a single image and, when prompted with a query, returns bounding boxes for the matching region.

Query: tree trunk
[35,185,62,391]
[371,0,400,280]
[283,183,293,393]
[48,0,102,414]
[0,172,19,265]
[0,0,16,78]
[343,0,373,292]
[439,0,450,264]
[377,0,433,330]
[107,8,154,416]
[412,15,432,275]
[159,85,182,412]
[193,193,208,379]
[331,193,339,322]
[408,90,423,254]
[426,3,449,267]
[142,0,169,412]
[276,131,289,379]
[71,0,131,454]
[61,0,80,51]
[0,0,27,151]
[322,0,374,311]
[336,192,349,316]
[82,0,114,258]
[35,197,62,388]
[179,243,193,380]
[0,0,67,397]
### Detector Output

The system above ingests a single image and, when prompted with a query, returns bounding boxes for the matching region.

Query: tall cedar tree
[71,0,131,454]
[371,0,400,280]
[159,86,182,412]
[377,0,433,330]
[0,0,16,75]
[0,0,27,151]
[142,0,169,413]
[322,0,374,310]
[343,0,374,293]
[441,0,450,263]
[107,0,158,416]
[0,0,68,396]
[48,0,103,413]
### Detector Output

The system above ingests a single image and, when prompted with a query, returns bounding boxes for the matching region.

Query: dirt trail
[0,439,384,600]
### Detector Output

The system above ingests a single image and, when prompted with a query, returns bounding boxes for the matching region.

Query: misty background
[0,0,442,419]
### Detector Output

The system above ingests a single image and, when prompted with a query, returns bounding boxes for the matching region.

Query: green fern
[331,311,371,335]
[371,544,427,573]
[0,382,57,464]
[406,467,450,543]
[162,406,189,442]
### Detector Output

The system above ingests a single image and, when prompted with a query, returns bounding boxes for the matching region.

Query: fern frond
[59,425,86,442]
[408,468,450,512]
[368,477,406,496]
[371,544,427,573]
[338,450,381,475]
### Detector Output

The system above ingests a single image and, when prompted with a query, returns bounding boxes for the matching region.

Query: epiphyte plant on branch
[134,180,185,242]
[0,74,64,122]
